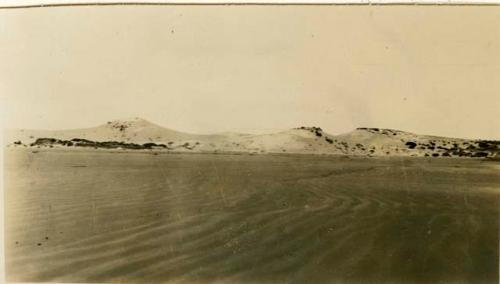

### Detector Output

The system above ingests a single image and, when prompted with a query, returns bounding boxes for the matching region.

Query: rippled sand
[4,149,500,283]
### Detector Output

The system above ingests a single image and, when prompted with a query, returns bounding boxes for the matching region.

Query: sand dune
[5,117,199,144]
[5,118,499,158]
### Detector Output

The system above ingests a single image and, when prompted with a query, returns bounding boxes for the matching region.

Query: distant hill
[5,117,198,143]
[5,118,499,158]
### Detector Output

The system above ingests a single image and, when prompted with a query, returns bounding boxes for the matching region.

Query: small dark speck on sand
[45,237,49,240]
[15,241,18,245]
[37,243,42,246]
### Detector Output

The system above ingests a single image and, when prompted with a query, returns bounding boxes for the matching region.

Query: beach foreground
[4,149,500,283]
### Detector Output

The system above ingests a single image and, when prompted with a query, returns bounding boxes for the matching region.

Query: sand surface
[4,149,500,283]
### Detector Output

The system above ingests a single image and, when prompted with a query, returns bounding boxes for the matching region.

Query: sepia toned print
[1,4,499,284]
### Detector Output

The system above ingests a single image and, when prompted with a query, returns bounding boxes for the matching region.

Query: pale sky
[1,5,499,139]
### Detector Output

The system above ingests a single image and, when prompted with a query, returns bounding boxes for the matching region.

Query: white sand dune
[5,118,499,158]
[5,117,198,143]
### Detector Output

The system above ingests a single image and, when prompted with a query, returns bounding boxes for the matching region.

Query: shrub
[405,141,417,149]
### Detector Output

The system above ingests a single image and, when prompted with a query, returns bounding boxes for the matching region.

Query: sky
[1,5,499,139]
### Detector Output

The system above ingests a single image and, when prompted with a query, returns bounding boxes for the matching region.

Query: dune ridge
[5,117,500,158]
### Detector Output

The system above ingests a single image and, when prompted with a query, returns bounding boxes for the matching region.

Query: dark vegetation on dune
[29,138,202,151]
[357,127,401,136]
[30,138,170,150]
[402,139,499,158]
[298,126,323,137]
